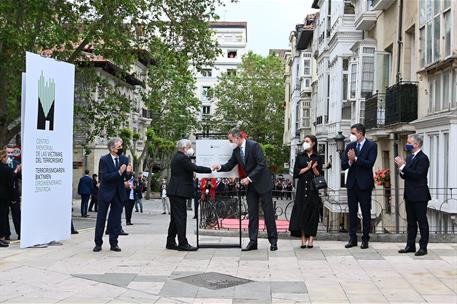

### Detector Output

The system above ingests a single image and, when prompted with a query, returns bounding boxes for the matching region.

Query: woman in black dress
[0,149,19,247]
[289,135,322,248]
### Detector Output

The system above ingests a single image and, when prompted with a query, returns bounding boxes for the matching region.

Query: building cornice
[410,111,457,129]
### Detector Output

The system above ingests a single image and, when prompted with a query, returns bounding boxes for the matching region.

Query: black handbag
[312,175,327,190]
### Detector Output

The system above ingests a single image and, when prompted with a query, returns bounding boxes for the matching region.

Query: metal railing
[365,92,385,130]
[385,81,418,126]
[198,186,457,235]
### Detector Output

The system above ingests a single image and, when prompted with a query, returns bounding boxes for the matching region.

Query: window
[202,86,210,99]
[419,27,425,67]
[444,11,451,57]
[303,59,311,75]
[228,50,237,58]
[350,64,357,99]
[200,69,212,77]
[227,69,237,76]
[434,73,441,112]
[433,16,440,62]
[443,70,450,110]
[420,0,451,66]
[343,59,349,101]
[451,70,457,109]
[202,106,210,115]
[444,133,449,196]
[361,55,375,98]
[302,108,310,128]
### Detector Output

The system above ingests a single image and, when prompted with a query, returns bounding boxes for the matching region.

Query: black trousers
[347,184,372,242]
[405,200,429,249]
[94,195,123,247]
[89,195,98,212]
[0,201,9,238]
[167,196,189,246]
[6,202,21,238]
[125,199,135,224]
[246,188,278,243]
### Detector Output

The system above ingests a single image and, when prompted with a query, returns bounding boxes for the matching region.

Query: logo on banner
[37,71,55,131]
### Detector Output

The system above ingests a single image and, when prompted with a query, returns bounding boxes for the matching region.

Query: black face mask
[115,148,124,156]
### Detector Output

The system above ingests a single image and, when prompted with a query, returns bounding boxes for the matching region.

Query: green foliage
[0,0,228,146]
[211,51,287,172]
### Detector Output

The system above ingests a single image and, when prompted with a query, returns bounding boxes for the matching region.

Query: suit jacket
[219,140,273,194]
[167,151,212,198]
[78,175,93,195]
[400,150,431,202]
[98,154,131,203]
[341,139,377,191]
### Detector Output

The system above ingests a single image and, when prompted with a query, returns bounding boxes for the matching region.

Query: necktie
[115,158,119,169]
[356,143,361,154]
[240,147,245,165]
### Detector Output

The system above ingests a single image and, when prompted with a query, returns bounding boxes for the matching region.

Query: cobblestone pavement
[0,199,456,303]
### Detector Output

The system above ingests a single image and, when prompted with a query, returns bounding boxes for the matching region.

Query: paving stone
[71,272,137,287]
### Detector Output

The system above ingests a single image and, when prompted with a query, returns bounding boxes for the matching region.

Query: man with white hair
[166,139,212,251]
[395,134,431,256]
[93,137,132,253]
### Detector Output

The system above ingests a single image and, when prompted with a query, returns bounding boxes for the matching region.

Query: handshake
[210,164,221,171]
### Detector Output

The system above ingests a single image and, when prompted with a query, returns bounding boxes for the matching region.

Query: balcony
[372,0,395,11]
[365,92,385,130]
[385,82,418,127]
[355,10,377,31]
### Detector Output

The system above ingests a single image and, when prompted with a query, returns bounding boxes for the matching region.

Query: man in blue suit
[77,169,93,217]
[395,134,431,256]
[341,123,377,249]
[93,138,132,252]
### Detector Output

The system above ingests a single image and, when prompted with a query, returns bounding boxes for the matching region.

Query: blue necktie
[115,158,119,169]
[356,143,361,154]
[240,148,245,165]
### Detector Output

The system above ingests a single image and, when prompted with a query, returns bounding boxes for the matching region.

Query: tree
[211,51,288,173]
[0,0,228,146]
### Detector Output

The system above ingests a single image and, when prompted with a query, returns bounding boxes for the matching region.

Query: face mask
[302,142,311,151]
[349,134,357,143]
[7,154,13,160]
[404,144,414,152]
[230,142,238,150]
[115,148,124,156]
[186,148,194,156]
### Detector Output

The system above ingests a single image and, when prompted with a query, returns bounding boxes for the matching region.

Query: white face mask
[302,142,311,151]
[349,134,357,143]
[186,148,194,156]
[230,142,238,150]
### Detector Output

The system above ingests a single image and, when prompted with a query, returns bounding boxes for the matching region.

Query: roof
[210,21,247,28]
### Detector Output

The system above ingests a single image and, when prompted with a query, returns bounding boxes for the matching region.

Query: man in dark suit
[78,169,93,217]
[93,138,132,252]
[212,128,278,251]
[4,145,21,240]
[341,123,377,249]
[395,134,431,256]
[166,139,212,251]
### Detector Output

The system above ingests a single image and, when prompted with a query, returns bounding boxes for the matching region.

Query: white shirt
[400,149,421,172]
[349,138,366,166]
[110,154,119,168]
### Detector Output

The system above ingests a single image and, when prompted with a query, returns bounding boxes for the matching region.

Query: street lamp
[334,131,346,157]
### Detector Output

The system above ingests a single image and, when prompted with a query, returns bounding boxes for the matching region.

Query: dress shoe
[0,240,9,247]
[119,231,129,236]
[242,242,258,251]
[105,230,109,235]
[166,243,178,250]
[93,245,102,252]
[270,243,278,251]
[415,248,428,256]
[360,241,369,249]
[110,245,122,252]
[126,222,133,226]
[177,244,198,251]
[345,241,357,248]
[161,212,166,215]
[398,246,416,254]
[71,230,79,235]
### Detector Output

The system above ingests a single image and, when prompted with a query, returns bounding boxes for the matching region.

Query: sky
[216,0,318,56]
